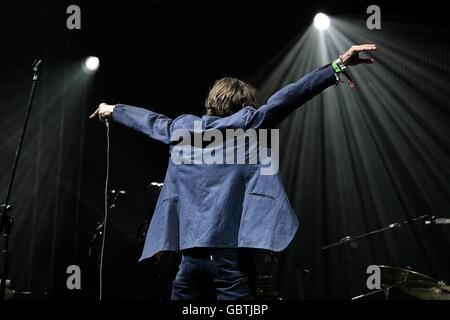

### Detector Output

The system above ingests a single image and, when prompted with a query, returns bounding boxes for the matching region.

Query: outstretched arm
[244,44,377,129]
[89,103,173,144]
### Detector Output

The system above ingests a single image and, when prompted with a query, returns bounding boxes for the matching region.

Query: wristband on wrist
[332,57,347,73]
[332,57,355,89]
[332,61,341,74]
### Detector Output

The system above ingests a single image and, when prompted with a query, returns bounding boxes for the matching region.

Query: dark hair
[205,77,259,117]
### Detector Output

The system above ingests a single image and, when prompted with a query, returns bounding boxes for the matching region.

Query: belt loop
[210,254,213,261]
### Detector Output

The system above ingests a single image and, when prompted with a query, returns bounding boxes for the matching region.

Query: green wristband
[332,61,342,73]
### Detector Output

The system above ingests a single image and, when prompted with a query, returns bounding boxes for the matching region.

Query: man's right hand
[89,103,115,122]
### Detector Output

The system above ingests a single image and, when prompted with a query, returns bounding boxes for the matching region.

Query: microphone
[410,214,450,225]
[434,218,450,225]
[32,59,42,71]
[425,217,450,225]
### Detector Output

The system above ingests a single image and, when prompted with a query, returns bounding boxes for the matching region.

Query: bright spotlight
[82,56,100,74]
[313,13,330,31]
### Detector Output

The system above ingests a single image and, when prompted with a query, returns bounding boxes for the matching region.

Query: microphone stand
[88,190,126,258]
[321,214,434,251]
[321,214,439,300]
[0,59,42,300]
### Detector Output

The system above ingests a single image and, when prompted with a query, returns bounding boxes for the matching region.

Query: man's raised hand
[341,44,377,66]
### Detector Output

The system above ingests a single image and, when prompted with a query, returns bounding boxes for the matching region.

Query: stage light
[313,13,330,31]
[82,56,100,73]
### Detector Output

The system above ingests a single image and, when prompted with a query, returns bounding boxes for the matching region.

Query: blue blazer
[112,64,337,261]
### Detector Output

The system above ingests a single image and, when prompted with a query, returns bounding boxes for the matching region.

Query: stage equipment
[1,59,42,300]
[352,265,450,300]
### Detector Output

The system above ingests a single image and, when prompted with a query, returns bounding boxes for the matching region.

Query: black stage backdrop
[0,0,449,299]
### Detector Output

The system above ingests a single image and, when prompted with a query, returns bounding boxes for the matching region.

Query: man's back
[109,63,338,259]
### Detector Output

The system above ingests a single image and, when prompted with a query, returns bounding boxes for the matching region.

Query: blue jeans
[171,248,253,300]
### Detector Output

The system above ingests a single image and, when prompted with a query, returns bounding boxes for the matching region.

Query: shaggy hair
[205,77,259,117]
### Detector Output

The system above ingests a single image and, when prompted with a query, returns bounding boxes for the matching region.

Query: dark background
[1,0,450,299]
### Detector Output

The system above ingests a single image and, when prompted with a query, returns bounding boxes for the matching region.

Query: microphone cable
[99,119,110,300]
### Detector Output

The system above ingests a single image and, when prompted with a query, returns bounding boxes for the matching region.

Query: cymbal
[378,265,450,300]
[378,265,436,286]
[400,280,450,300]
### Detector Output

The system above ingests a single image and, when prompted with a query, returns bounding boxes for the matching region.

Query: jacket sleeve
[112,104,173,144]
[244,64,337,129]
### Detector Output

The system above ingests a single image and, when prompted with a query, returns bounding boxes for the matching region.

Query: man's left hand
[341,44,377,66]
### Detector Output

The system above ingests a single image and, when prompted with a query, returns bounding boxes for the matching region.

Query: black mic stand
[321,214,434,251]
[321,214,435,300]
[0,59,42,300]
[88,190,126,258]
